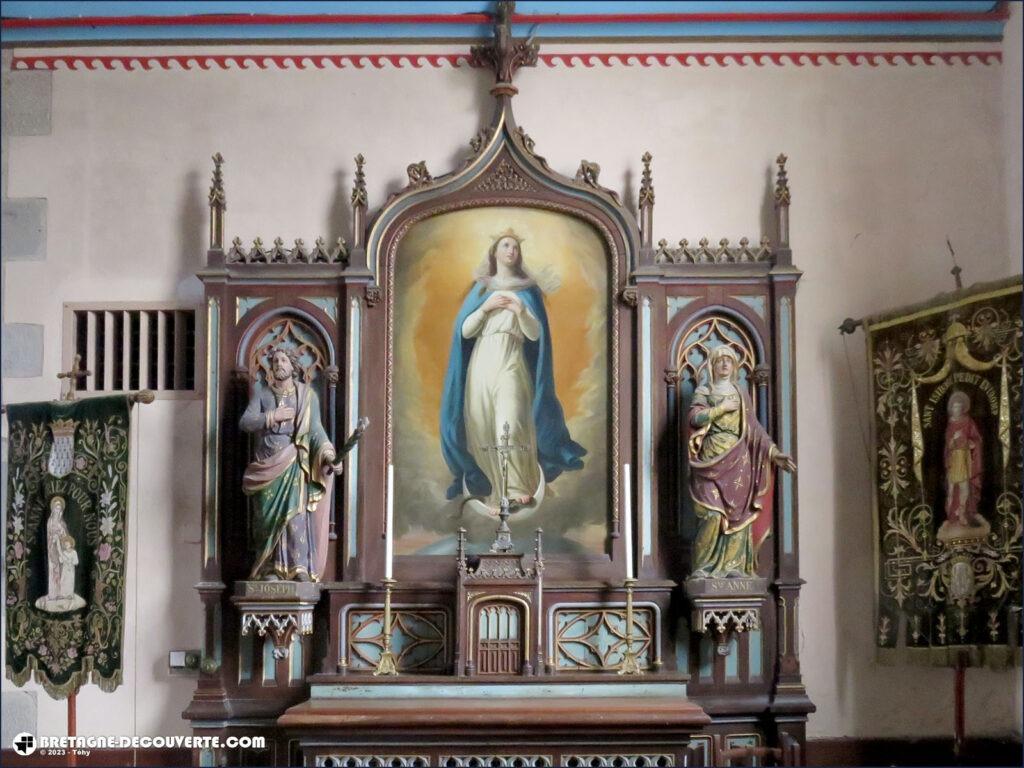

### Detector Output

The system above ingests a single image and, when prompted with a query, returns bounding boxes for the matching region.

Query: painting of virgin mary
[440,230,586,511]
[391,207,609,554]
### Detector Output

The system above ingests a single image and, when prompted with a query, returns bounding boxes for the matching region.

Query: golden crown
[491,228,524,244]
[49,418,77,440]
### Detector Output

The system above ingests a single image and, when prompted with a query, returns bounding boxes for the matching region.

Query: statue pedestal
[685,577,768,656]
[231,580,322,659]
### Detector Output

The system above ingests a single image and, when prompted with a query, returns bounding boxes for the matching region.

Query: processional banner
[867,279,1022,666]
[5,395,131,697]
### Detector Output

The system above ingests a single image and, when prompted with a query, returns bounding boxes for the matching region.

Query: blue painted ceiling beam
[0,1,1007,43]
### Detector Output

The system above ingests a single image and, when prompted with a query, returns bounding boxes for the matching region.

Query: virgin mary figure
[440,230,586,510]
[35,495,86,612]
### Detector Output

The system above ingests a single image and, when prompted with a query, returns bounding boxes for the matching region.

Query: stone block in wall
[2,322,44,377]
[1,691,38,748]
[1,71,52,136]
[1,198,47,261]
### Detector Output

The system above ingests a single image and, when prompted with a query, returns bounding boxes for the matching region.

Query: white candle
[623,463,633,580]
[385,464,394,580]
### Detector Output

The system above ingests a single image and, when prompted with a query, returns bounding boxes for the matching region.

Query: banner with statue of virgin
[5,395,131,698]
[866,278,1022,666]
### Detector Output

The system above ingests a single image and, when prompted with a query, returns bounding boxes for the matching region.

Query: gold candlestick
[618,577,643,676]
[373,578,399,676]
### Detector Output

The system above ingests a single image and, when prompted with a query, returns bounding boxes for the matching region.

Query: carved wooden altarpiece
[184,4,812,766]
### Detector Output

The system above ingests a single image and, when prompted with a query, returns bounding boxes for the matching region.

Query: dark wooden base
[281,678,710,767]
[6,736,1019,767]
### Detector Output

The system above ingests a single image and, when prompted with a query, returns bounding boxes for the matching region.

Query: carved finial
[351,154,367,208]
[639,151,654,208]
[638,152,655,249]
[575,160,601,188]
[774,153,791,252]
[470,127,494,156]
[470,0,539,97]
[209,153,225,208]
[208,152,226,250]
[407,161,432,187]
[774,153,790,206]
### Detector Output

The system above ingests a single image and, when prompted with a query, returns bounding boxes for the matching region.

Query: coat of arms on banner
[866,278,1022,665]
[4,395,131,698]
[46,418,77,478]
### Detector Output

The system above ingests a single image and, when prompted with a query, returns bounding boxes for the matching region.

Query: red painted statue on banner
[943,390,984,528]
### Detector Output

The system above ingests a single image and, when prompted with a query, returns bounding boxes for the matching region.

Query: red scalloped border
[10,51,1002,72]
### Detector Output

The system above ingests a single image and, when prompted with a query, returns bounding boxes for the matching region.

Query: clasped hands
[481,293,523,315]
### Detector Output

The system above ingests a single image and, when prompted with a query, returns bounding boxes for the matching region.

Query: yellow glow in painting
[393,207,609,555]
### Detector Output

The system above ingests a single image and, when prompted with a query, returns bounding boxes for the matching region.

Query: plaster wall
[1,30,1020,740]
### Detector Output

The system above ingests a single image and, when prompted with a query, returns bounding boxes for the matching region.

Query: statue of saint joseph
[240,347,342,582]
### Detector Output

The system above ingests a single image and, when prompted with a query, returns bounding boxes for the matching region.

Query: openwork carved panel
[346,608,449,673]
[248,316,328,386]
[561,756,674,768]
[676,314,758,401]
[441,757,552,768]
[554,607,653,671]
[317,757,429,768]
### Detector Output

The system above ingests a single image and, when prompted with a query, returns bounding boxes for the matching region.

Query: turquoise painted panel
[238,633,253,683]
[203,297,220,571]
[724,636,739,680]
[732,294,767,321]
[749,627,762,679]
[780,297,794,554]
[698,635,714,682]
[236,296,269,323]
[641,298,653,558]
[667,295,698,324]
[311,681,690,699]
[675,616,690,670]
[289,634,303,682]
[346,298,361,559]
[262,637,276,684]
[212,602,222,666]
[302,296,338,322]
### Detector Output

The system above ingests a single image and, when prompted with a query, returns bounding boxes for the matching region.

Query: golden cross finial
[57,354,91,401]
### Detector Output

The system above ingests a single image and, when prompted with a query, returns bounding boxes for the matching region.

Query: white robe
[35,509,85,612]
[462,290,542,503]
